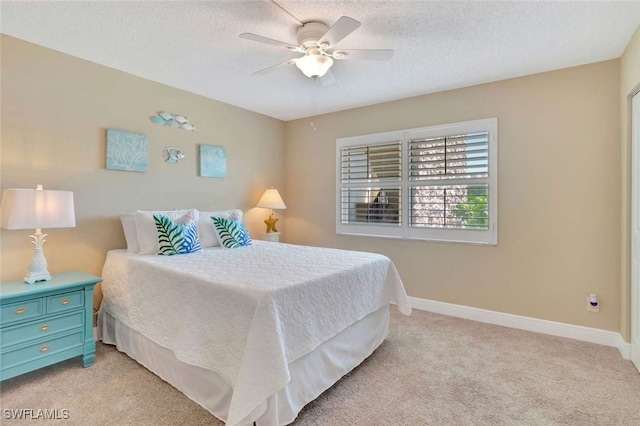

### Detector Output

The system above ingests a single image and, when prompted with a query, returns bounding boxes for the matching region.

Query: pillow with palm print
[211,216,253,249]
[198,209,243,248]
[135,209,196,254]
[154,210,202,255]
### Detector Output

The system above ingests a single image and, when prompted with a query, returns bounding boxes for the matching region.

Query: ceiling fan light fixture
[296,53,334,78]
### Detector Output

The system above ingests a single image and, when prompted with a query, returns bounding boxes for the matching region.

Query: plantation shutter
[408,132,490,230]
[408,132,489,180]
[339,141,402,225]
[336,118,497,245]
[341,141,402,183]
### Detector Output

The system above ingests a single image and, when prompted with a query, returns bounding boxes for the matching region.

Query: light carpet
[1,309,639,425]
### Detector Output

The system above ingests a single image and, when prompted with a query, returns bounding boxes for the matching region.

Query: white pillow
[135,209,199,255]
[198,210,243,248]
[120,213,140,253]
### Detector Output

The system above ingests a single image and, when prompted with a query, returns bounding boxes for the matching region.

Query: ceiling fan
[240,0,394,81]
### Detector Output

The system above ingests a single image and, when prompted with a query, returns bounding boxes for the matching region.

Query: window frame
[336,118,498,245]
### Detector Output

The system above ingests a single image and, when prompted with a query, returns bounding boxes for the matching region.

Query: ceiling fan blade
[320,69,336,86]
[318,16,361,48]
[240,33,299,51]
[333,49,394,61]
[271,0,303,26]
[252,59,297,76]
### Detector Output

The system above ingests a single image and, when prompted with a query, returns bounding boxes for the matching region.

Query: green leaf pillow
[211,216,253,249]
[154,211,202,255]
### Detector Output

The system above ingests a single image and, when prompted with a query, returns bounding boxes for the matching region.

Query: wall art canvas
[106,128,149,172]
[199,145,227,178]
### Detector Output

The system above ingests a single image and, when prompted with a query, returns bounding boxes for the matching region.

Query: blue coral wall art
[199,145,227,178]
[106,129,149,172]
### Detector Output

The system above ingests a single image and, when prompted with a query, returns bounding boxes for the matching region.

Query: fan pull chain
[310,77,317,131]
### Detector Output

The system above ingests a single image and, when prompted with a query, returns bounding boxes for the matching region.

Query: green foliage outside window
[453,187,488,229]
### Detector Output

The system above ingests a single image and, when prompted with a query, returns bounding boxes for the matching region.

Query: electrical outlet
[587,294,599,312]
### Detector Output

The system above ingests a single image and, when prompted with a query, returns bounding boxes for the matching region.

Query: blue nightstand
[0,271,101,381]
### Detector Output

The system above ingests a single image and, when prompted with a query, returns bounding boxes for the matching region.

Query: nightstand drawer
[1,311,84,347]
[1,330,84,370]
[0,298,43,325]
[47,291,83,314]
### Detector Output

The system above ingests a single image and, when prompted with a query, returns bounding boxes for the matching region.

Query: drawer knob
[40,324,50,331]
[40,345,50,353]
[60,298,70,305]
[15,307,26,314]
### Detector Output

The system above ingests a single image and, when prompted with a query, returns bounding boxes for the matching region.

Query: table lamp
[256,188,286,233]
[0,185,76,283]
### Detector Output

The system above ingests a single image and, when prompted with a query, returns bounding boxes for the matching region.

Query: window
[336,118,498,245]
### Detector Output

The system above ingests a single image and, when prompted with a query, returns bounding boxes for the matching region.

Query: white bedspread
[100,241,411,426]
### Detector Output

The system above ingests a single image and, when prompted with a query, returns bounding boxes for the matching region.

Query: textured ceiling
[1,1,639,121]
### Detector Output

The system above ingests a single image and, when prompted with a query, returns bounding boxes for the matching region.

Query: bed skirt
[98,305,389,425]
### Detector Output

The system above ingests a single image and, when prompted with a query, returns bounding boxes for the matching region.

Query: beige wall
[0,36,286,310]
[285,60,622,332]
[2,31,634,336]
[620,25,640,341]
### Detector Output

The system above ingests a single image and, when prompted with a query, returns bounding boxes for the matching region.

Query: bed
[98,239,411,426]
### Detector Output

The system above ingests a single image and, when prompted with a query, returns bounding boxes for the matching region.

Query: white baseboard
[617,334,632,360]
[408,296,631,360]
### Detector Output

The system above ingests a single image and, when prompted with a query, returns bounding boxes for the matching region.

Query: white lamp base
[24,234,52,283]
[24,270,52,284]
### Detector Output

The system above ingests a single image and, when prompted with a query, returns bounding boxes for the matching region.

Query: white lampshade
[257,188,287,210]
[1,187,76,230]
[295,53,334,78]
